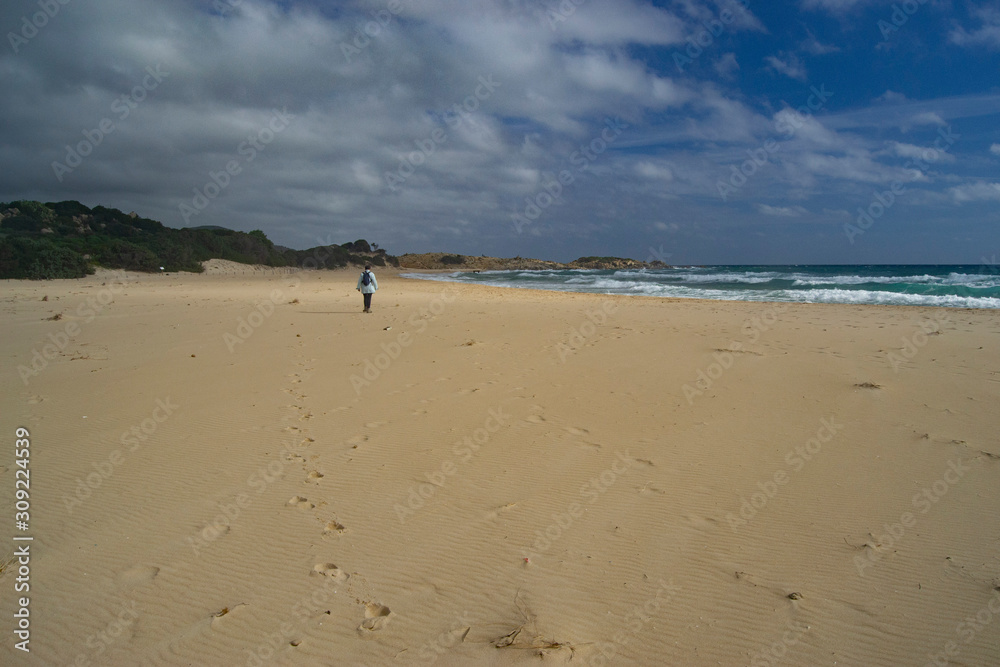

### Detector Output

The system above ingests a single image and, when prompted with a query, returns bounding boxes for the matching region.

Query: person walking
[356,264,378,313]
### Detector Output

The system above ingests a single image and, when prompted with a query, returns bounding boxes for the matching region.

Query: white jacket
[357,270,378,294]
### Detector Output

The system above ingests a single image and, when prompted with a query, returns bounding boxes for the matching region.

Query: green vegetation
[439,254,465,265]
[0,200,398,279]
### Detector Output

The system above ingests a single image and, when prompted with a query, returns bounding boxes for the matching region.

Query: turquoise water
[402,265,1000,309]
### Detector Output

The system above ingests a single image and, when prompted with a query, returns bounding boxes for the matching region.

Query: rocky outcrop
[399,253,666,271]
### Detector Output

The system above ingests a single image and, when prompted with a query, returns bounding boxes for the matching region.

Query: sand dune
[2,268,999,665]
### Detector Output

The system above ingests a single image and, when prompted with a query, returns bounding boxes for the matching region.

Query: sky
[1,0,998,263]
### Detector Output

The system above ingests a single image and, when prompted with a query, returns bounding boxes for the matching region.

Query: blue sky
[1,0,998,263]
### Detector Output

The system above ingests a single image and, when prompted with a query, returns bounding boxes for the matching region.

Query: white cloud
[800,0,872,13]
[907,111,946,127]
[764,52,806,81]
[351,161,383,193]
[876,90,908,104]
[713,53,740,79]
[949,6,1000,49]
[635,161,675,180]
[800,35,840,55]
[949,182,1000,203]
[886,141,956,163]
[757,204,807,217]
[990,144,1000,156]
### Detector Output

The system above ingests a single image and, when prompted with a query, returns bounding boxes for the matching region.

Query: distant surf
[401,265,1000,309]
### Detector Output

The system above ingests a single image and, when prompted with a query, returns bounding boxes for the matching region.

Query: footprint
[526,415,546,424]
[483,502,517,521]
[119,565,159,587]
[684,514,718,528]
[199,523,230,539]
[364,421,385,429]
[443,626,470,645]
[357,602,392,635]
[311,563,349,582]
[210,603,249,629]
[26,395,47,404]
[323,520,346,534]
[564,426,589,436]
[346,435,369,448]
[287,496,315,509]
[306,471,324,483]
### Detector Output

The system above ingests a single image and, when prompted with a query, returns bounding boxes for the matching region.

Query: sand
[2,267,999,666]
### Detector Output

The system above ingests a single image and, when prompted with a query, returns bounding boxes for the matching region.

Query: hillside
[0,200,662,280]
[0,200,398,279]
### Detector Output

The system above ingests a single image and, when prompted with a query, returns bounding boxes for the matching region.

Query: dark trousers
[363,293,372,310]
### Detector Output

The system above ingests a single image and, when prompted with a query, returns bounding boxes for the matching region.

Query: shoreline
[397,269,1000,312]
[8,264,994,313]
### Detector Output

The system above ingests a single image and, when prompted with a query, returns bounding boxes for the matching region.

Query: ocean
[401,265,1000,309]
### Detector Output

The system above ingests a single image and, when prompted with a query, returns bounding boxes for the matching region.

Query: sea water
[402,265,1000,309]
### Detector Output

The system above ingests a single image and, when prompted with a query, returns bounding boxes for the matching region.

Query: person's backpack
[361,271,372,287]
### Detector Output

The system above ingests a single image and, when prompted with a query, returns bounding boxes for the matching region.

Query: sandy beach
[2,266,999,666]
